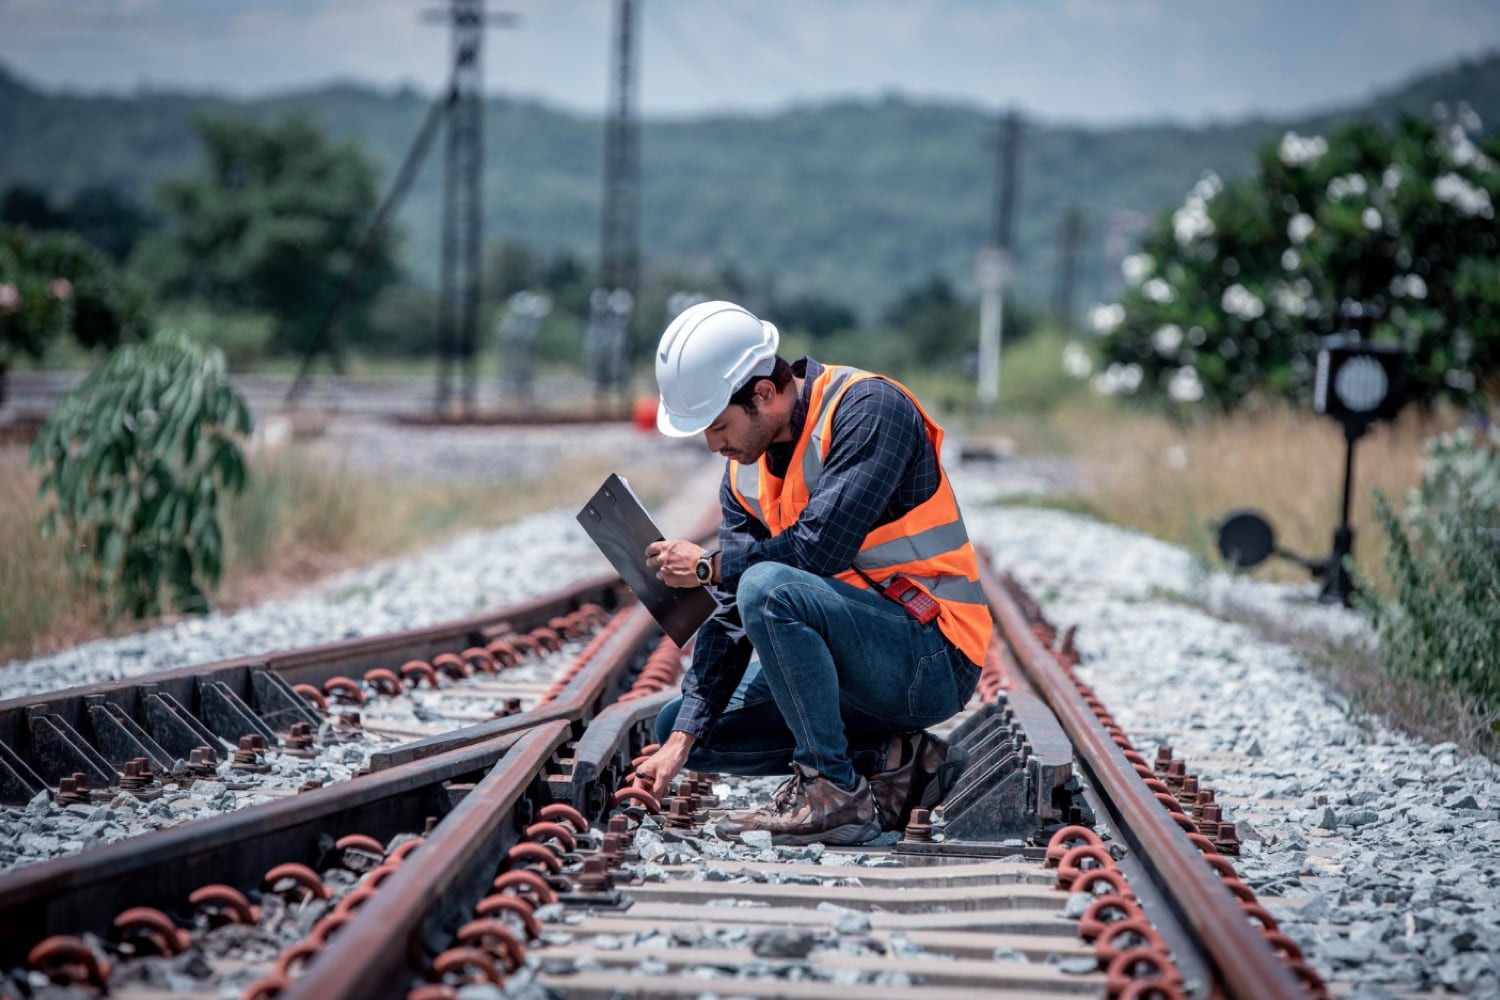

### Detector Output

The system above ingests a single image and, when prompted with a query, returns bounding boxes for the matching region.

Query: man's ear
[757,379,778,406]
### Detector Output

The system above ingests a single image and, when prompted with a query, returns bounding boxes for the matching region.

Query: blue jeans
[654,561,980,789]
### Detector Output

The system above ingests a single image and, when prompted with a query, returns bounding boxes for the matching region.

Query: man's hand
[645,539,708,588]
[634,731,696,798]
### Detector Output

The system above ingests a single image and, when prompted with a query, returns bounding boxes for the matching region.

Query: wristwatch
[695,550,719,585]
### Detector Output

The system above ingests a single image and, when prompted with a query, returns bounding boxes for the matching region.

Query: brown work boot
[717,763,880,846]
[869,731,968,831]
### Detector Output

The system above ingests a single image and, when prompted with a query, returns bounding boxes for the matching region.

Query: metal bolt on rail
[231,735,271,773]
[901,808,934,843]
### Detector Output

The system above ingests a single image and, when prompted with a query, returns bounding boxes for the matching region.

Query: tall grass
[0,450,107,659]
[1070,405,1433,586]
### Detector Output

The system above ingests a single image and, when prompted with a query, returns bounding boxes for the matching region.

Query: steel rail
[977,558,1305,1000]
[285,612,672,1000]
[368,603,660,770]
[0,573,625,801]
[285,721,575,1000]
[0,726,524,968]
[0,602,670,974]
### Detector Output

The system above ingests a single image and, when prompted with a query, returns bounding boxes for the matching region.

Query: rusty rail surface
[976,558,1306,1000]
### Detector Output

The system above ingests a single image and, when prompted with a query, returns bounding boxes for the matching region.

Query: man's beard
[730,408,779,464]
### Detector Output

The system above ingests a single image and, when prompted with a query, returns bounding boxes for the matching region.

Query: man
[638,300,991,846]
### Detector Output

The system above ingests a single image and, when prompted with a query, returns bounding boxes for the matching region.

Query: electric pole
[976,109,1023,412]
[591,0,641,403]
[287,3,513,412]
[426,1,516,416]
[1052,205,1086,328]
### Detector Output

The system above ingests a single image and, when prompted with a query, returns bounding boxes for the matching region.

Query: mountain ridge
[2,52,1496,314]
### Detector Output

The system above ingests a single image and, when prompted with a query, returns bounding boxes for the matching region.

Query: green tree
[29,331,252,619]
[0,226,151,405]
[1096,111,1500,411]
[131,114,397,358]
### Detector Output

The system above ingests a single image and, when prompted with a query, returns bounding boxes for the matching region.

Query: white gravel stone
[960,494,1500,997]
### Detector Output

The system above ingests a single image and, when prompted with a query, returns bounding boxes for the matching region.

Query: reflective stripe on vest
[727,365,992,665]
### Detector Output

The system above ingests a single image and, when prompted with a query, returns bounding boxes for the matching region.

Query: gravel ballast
[2,443,1495,997]
[962,497,1500,999]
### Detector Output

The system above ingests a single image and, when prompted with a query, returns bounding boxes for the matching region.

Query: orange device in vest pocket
[882,575,941,626]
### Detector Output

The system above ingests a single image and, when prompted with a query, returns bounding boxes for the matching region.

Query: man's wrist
[695,548,720,586]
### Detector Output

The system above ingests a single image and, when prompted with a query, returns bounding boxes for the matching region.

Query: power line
[646,0,747,107]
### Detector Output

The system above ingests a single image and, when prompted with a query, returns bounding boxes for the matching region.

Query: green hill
[2,53,1497,316]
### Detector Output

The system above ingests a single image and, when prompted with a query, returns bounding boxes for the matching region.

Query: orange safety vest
[727,364,992,666]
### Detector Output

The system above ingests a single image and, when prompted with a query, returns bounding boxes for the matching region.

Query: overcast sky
[2,0,1497,123]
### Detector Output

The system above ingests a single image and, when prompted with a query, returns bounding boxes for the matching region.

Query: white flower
[1281,248,1300,271]
[1278,132,1328,168]
[1221,284,1265,321]
[1142,277,1176,304]
[1121,253,1154,286]
[1382,165,1403,192]
[1442,121,1495,172]
[1361,207,1383,230]
[1091,362,1143,397]
[1172,171,1220,246]
[1167,366,1204,404]
[1062,343,1093,379]
[1151,324,1183,357]
[1327,173,1369,200]
[1172,201,1214,245]
[1433,172,1495,219]
[1191,172,1223,201]
[48,278,73,301]
[1390,274,1429,300]
[1089,303,1125,335]
[1287,213,1315,244]
[0,283,18,313]
[1272,280,1310,317]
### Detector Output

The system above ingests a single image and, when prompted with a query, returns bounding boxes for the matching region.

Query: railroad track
[1,531,1329,998]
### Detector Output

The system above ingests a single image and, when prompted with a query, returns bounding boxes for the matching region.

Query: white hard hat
[655,301,780,437]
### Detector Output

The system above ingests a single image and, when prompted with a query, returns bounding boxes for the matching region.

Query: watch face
[695,559,711,582]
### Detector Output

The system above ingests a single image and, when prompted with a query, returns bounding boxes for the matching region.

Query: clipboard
[577,474,717,646]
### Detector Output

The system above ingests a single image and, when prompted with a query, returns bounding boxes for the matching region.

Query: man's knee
[737,561,802,627]
[653,696,683,746]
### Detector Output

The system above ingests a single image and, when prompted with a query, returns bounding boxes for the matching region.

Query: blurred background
[2,1,1498,725]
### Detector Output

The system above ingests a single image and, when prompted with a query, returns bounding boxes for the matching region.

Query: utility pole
[976,109,1022,412]
[426,1,517,416]
[1052,205,1086,328]
[591,0,641,403]
[287,4,513,412]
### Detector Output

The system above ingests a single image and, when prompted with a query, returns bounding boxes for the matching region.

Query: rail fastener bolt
[902,808,935,843]
[231,735,271,774]
[283,721,317,757]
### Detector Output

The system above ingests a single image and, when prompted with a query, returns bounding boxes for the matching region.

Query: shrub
[1367,417,1500,729]
[28,331,253,618]
[0,226,151,404]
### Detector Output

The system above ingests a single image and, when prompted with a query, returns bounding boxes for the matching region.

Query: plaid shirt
[673,357,943,739]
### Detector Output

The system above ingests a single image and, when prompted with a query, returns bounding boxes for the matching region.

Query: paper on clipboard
[577,474,717,646]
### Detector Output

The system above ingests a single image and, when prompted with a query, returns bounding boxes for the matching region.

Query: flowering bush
[0,226,150,404]
[1091,110,1500,411]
